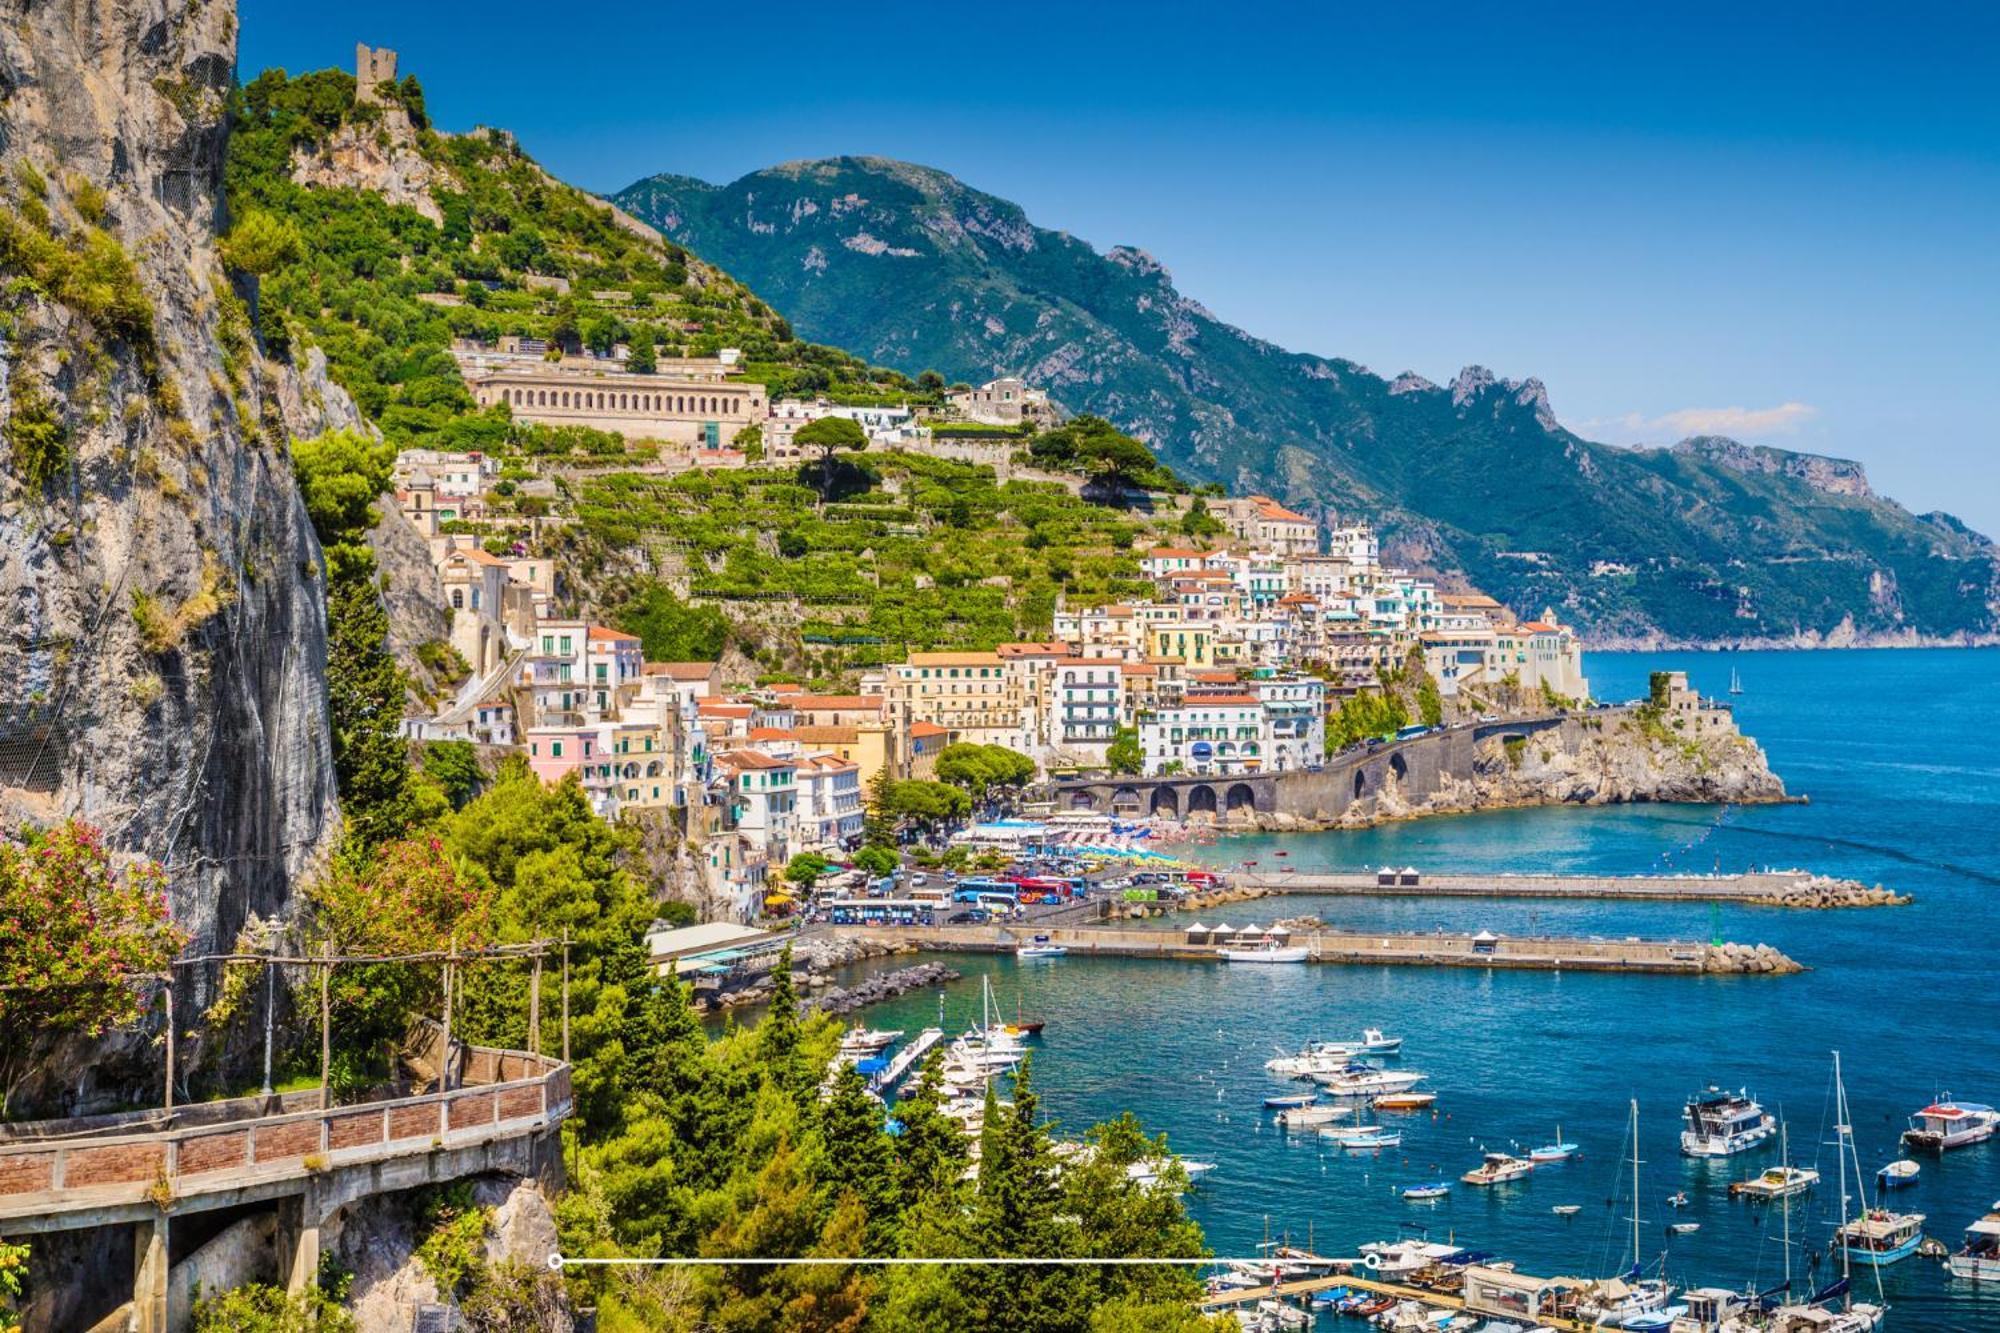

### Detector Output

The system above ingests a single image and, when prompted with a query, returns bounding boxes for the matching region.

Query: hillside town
[389,351,1588,920]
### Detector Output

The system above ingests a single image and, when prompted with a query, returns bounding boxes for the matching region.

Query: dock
[829,923,1800,975]
[873,1027,944,1091]
[1197,1267,1600,1332]
[1235,868,1903,907]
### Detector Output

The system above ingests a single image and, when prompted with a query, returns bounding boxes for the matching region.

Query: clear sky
[241,1,2000,534]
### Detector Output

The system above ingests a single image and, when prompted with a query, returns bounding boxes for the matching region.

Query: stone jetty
[1237,868,1906,907]
[811,963,961,1017]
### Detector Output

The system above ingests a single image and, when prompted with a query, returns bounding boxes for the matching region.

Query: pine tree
[758,944,810,1103]
[817,1064,896,1254]
[889,1052,968,1218]
[624,971,704,1105]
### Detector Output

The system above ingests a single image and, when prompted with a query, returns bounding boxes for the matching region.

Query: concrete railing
[0,1045,571,1226]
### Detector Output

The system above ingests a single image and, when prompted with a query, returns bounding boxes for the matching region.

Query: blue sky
[241,1,2000,533]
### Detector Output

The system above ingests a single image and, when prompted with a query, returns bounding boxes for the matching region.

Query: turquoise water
[831,649,2000,1331]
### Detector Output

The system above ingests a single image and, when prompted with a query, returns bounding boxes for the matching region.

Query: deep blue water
[820,650,2000,1331]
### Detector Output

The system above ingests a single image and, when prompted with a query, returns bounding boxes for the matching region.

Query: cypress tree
[817,1064,896,1254]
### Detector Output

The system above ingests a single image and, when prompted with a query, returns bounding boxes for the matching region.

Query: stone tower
[355,43,398,104]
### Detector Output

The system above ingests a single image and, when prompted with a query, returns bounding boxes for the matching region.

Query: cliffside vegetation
[620,157,2000,645]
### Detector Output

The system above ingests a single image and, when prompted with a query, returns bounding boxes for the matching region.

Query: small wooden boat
[1278,1103,1349,1129]
[1263,1092,1318,1110]
[1339,1129,1402,1151]
[1668,1222,1701,1236]
[1402,1182,1451,1200]
[1552,1204,1583,1217]
[1373,1092,1437,1111]
[1877,1158,1921,1190]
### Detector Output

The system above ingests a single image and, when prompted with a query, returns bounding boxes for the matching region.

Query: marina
[784,650,2000,1332]
[1233,867,1907,908]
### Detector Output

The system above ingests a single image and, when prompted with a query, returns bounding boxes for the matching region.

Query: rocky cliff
[1332,710,1787,829]
[0,0,341,1110]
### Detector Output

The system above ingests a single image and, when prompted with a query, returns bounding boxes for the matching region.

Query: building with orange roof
[883,652,1035,763]
[1222,494,1320,555]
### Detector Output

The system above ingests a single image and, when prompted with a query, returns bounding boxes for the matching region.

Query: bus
[826,898,939,927]
[953,877,1019,905]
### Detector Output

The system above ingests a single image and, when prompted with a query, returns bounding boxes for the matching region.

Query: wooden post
[319,950,331,1112]
[162,975,176,1116]
[441,951,454,1093]
[528,950,543,1058]
[560,933,571,1065]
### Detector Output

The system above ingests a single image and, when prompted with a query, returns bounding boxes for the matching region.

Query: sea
[810,649,2000,1331]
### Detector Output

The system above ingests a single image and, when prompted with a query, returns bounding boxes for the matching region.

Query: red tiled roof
[791,694,883,712]
[715,749,792,770]
[588,625,640,642]
[793,725,861,744]
[647,661,720,680]
[997,641,1070,657]
[748,727,796,741]
[1177,694,1258,707]
[1146,546,1208,559]
[909,722,950,738]
[697,701,753,717]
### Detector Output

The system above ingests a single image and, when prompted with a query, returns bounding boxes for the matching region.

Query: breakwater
[830,923,1801,975]
[1235,868,1906,907]
[810,962,960,1016]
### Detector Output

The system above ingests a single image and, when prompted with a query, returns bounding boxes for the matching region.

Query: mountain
[616,158,2000,645]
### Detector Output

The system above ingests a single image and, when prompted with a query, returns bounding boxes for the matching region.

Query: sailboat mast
[1780,1120,1792,1293]
[1630,1098,1642,1267]
[1833,1050,1854,1300]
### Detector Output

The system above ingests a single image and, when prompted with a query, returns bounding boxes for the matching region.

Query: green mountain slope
[617,157,2000,644]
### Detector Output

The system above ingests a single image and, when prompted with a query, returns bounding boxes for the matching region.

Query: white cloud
[1569,401,1818,444]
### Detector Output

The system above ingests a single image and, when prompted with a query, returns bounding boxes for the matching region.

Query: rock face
[1324,711,1787,830]
[334,1177,571,1333]
[0,0,341,1111]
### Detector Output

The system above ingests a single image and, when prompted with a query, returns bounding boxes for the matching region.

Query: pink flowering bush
[0,821,186,1033]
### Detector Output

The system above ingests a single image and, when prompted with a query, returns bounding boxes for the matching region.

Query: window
[551,741,564,758]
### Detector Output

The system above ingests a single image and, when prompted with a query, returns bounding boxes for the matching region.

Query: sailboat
[1530,1124,1579,1161]
[1728,667,1744,696]
[1829,1051,1925,1270]
[1575,1099,1685,1331]
[1754,1053,1888,1331]
[1728,1120,1819,1200]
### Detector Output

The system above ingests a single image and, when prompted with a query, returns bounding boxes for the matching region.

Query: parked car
[946,910,989,925]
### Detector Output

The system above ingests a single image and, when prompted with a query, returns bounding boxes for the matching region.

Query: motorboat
[1313,1064,1427,1098]
[1358,1236,1466,1277]
[1402,1182,1452,1200]
[1875,1159,1920,1190]
[1374,1091,1438,1111]
[1680,1088,1777,1157]
[1832,1208,1926,1266]
[1220,939,1311,963]
[1529,1127,1579,1162]
[1262,1030,1401,1077]
[1277,1102,1349,1129]
[1126,1157,1215,1190]
[1461,1152,1534,1185]
[1232,1298,1310,1332]
[1946,1201,2000,1281]
[1015,934,1067,959]
[1552,1204,1582,1217]
[1667,1223,1701,1236]
[1901,1099,1999,1153]
[1666,1192,1690,1209]
[838,1025,902,1057]
[1263,1092,1318,1110]
[1729,1165,1820,1200]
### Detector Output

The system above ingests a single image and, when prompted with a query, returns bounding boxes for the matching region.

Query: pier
[1234,868,1905,907]
[1197,1266,1600,1332]
[829,923,1801,974]
[873,1027,944,1091]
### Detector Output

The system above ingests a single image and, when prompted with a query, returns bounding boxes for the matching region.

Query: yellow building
[883,651,1035,764]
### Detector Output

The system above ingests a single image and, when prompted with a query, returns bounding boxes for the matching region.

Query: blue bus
[952,877,1019,905]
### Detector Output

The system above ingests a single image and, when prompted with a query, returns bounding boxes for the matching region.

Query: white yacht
[1680,1088,1776,1157]
[1313,1065,1426,1098]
